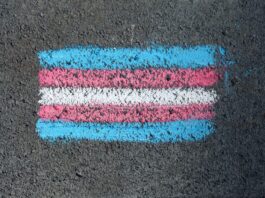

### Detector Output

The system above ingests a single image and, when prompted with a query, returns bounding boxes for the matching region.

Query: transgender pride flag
[36,45,227,143]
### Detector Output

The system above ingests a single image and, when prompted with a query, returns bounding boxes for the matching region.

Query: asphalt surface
[1,0,265,197]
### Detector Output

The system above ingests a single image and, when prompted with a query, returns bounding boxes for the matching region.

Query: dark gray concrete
[0,0,264,197]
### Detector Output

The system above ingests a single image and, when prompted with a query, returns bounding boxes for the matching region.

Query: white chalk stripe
[39,87,218,106]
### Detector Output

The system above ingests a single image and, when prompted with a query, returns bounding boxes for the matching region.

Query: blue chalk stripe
[38,45,225,70]
[36,119,214,143]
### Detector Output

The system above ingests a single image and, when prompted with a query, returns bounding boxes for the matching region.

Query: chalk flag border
[36,44,229,143]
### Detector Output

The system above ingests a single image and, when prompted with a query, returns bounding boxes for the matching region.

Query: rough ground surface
[0,0,265,197]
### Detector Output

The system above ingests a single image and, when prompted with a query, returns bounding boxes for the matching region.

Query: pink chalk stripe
[38,104,215,123]
[39,68,221,88]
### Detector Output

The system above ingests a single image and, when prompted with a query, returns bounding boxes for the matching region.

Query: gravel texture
[0,0,265,197]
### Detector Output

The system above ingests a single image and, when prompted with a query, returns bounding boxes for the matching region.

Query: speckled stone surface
[0,0,265,197]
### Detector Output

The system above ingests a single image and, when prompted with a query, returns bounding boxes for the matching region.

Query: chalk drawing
[36,44,230,143]
[36,119,213,143]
